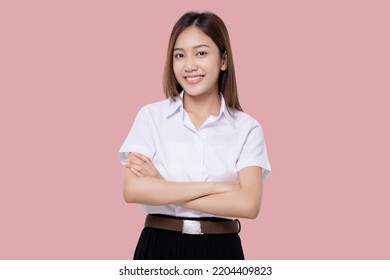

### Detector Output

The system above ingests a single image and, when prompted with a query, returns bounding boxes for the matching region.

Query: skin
[122,26,263,219]
[122,153,240,206]
[173,26,227,129]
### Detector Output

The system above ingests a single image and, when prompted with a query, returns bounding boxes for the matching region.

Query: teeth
[186,76,203,81]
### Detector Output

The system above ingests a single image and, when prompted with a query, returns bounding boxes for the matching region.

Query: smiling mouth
[185,75,204,84]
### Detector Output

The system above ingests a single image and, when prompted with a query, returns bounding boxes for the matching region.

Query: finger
[130,167,144,177]
[127,163,145,172]
[128,153,144,163]
[130,162,155,177]
[128,152,146,163]
[135,163,158,178]
[128,157,145,166]
[134,153,151,163]
[129,154,147,166]
[140,160,160,177]
[146,164,160,176]
[138,156,156,169]
[137,165,154,177]
[128,152,137,160]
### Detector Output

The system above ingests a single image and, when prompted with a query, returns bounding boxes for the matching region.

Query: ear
[221,52,228,71]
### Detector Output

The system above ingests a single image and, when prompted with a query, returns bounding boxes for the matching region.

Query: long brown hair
[163,11,243,112]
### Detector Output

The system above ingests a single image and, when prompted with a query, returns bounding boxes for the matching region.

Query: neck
[183,91,221,117]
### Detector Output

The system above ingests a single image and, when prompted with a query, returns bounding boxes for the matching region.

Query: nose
[184,57,197,72]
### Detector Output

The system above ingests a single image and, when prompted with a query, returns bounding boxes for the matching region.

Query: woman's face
[173,26,227,98]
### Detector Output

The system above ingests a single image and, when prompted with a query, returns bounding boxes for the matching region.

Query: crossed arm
[122,153,263,219]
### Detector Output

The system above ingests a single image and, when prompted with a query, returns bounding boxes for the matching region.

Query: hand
[125,153,163,179]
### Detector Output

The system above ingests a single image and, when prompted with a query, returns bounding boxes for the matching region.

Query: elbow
[243,207,260,219]
[123,184,136,203]
[248,209,260,219]
[123,190,135,203]
[122,177,139,204]
[241,199,261,219]
[240,187,262,219]
[122,167,142,203]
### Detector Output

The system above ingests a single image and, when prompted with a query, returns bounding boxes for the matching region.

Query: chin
[179,86,199,96]
[183,86,216,98]
[184,90,203,97]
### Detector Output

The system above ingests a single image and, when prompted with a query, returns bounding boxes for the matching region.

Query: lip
[184,75,204,85]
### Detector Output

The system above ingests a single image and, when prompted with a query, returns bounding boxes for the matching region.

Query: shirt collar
[219,94,236,127]
[166,91,184,118]
[166,91,236,127]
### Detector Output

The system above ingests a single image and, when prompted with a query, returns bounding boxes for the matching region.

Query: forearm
[122,167,235,205]
[178,167,264,219]
[177,189,262,219]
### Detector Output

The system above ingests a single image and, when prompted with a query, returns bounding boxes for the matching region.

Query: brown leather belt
[144,215,241,235]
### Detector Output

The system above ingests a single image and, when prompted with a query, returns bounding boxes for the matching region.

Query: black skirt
[133,215,245,260]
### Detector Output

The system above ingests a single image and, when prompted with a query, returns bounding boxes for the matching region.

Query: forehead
[174,26,217,49]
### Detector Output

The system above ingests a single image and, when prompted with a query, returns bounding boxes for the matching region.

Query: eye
[174,53,184,59]
[197,51,207,57]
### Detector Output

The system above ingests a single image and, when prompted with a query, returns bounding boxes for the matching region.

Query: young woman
[119,11,271,260]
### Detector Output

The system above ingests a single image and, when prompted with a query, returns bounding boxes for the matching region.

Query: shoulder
[137,98,173,119]
[231,109,263,131]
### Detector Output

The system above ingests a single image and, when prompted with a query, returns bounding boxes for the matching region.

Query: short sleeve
[236,121,271,180]
[119,106,156,166]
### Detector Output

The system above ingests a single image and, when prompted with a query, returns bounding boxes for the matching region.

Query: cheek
[204,57,222,74]
[173,62,182,80]
[207,62,222,79]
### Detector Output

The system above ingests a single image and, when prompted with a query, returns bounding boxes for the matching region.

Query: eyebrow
[173,44,211,52]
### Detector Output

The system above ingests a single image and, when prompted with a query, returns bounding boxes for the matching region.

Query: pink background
[1,0,389,259]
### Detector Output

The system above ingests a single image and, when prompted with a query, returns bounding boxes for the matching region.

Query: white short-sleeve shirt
[119,92,271,218]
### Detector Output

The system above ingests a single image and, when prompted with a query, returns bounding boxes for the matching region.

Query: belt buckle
[182,220,203,235]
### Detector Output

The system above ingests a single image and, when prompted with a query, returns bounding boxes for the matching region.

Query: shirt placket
[182,111,206,182]
[194,131,205,181]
